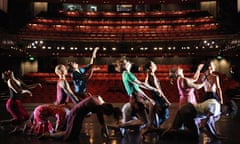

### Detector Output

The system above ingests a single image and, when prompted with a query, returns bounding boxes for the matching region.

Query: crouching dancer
[39,95,122,141]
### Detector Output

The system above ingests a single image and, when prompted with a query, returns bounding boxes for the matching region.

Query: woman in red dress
[25,104,71,136]
[39,95,122,141]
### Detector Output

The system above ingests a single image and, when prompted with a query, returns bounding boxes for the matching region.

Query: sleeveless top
[56,80,68,104]
[148,75,168,107]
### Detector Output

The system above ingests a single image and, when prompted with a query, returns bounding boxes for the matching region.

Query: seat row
[32,16,215,26]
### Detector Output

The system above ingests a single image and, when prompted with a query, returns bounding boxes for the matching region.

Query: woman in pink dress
[25,104,71,136]
[54,64,79,105]
[169,64,204,108]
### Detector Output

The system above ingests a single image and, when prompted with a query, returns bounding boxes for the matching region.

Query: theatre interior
[0,0,240,144]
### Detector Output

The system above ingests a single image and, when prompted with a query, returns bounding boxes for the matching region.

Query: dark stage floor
[0,102,240,144]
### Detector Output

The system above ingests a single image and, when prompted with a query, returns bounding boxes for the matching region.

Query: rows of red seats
[19,10,222,41]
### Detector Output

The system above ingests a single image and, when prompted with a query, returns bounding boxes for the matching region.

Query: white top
[194,99,221,117]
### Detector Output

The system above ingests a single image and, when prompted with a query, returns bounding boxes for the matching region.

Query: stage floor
[0,102,240,144]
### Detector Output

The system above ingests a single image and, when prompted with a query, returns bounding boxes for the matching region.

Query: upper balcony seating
[19,10,223,41]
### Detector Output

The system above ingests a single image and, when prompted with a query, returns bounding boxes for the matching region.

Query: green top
[122,71,140,96]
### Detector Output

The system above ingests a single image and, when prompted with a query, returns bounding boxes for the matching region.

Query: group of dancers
[0,47,238,142]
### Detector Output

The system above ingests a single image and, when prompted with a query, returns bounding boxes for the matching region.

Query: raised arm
[89,47,99,65]
[192,64,204,82]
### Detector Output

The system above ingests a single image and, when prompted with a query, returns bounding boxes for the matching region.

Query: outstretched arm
[131,79,156,105]
[19,79,42,89]
[7,79,32,96]
[152,75,171,105]
[86,67,100,81]
[186,78,205,89]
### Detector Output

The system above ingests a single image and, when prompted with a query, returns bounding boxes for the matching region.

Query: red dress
[30,104,69,136]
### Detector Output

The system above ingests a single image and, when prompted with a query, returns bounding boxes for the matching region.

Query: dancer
[201,61,223,104]
[0,70,41,133]
[55,64,79,105]
[39,95,122,141]
[141,99,237,140]
[144,61,171,127]
[108,102,145,136]
[68,47,99,100]
[169,64,204,108]
[120,58,159,130]
[24,103,71,136]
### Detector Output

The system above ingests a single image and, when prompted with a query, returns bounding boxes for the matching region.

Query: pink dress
[55,80,68,105]
[177,77,197,108]
[30,104,69,136]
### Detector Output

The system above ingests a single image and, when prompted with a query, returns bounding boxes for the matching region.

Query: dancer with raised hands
[67,47,99,100]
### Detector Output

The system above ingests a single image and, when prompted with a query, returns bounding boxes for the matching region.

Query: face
[61,65,68,75]
[176,67,183,75]
[71,62,78,69]
[208,62,216,72]
[2,70,13,81]
[56,65,67,75]
[123,60,132,70]
[150,61,157,72]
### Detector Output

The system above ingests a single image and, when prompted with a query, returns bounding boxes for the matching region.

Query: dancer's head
[169,67,183,79]
[202,60,216,74]
[119,57,133,72]
[67,62,78,73]
[55,64,67,76]
[2,70,13,82]
[144,61,157,73]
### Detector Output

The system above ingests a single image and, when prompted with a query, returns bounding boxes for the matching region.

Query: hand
[38,83,42,88]
[92,67,100,71]
[197,64,204,71]
[150,99,156,106]
[94,47,100,51]
[22,90,32,96]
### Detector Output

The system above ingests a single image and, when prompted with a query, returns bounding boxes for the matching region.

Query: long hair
[67,62,74,73]
[143,61,151,73]
[2,70,12,83]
